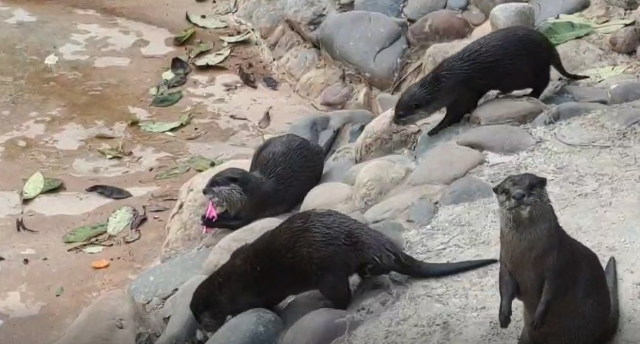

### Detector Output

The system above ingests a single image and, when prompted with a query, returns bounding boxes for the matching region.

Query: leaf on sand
[155,165,191,180]
[173,27,195,46]
[62,223,108,243]
[538,19,594,45]
[151,90,183,108]
[22,171,45,200]
[171,57,191,75]
[186,12,228,29]
[107,206,136,236]
[189,43,213,59]
[42,178,64,194]
[593,19,635,34]
[82,246,105,254]
[55,286,64,297]
[187,156,216,172]
[97,142,129,159]
[581,65,629,82]
[220,31,253,43]
[193,47,231,67]
[139,113,192,133]
[258,106,272,129]
[91,259,110,269]
[85,185,133,200]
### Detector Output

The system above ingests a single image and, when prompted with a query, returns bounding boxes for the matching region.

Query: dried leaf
[189,43,213,59]
[55,286,64,297]
[171,57,191,75]
[187,156,216,172]
[91,259,110,269]
[186,12,228,29]
[219,31,252,43]
[85,185,132,199]
[258,106,272,129]
[151,90,183,107]
[139,113,192,133]
[263,76,279,90]
[173,27,195,46]
[238,66,257,88]
[155,165,191,180]
[42,178,64,194]
[22,171,45,200]
[107,206,137,236]
[62,223,107,243]
[97,142,129,159]
[193,47,231,67]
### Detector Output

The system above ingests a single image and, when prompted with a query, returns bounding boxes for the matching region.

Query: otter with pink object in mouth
[202,201,220,234]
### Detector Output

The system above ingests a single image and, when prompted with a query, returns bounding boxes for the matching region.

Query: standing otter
[201,131,341,231]
[394,26,588,136]
[191,209,498,332]
[493,173,619,344]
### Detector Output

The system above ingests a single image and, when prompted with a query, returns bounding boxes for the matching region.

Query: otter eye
[412,103,420,109]
[527,184,536,192]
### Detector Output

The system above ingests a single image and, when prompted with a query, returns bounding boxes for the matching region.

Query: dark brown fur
[394,26,588,136]
[201,132,340,230]
[191,209,498,332]
[493,173,619,344]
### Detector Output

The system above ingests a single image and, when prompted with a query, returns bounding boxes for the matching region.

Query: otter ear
[538,176,547,189]
[492,185,500,195]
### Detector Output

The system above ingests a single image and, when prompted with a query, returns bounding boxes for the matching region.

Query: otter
[394,26,588,136]
[191,209,498,332]
[201,131,341,231]
[493,173,619,344]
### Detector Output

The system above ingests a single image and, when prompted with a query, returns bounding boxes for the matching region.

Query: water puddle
[0,284,45,318]
[2,8,37,24]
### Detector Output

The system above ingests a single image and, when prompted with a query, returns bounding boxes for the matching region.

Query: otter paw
[531,317,543,331]
[498,312,511,329]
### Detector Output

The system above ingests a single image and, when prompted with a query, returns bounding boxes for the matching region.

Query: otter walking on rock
[191,209,498,333]
[201,131,341,231]
[394,26,588,136]
[493,173,619,344]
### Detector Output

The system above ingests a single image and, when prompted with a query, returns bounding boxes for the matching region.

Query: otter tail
[550,47,589,81]
[395,252,498,278]
[602,256,620,341]
[321,127,342,161]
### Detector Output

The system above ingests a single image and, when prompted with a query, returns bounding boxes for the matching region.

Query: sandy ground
[0,0,313,342]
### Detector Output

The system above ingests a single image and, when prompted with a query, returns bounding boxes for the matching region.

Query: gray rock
[489,3,535,30]
[408,10,473,48]
[439,176,493,206]
[277,291,334,329]
[353,158,414,210]
[408,144,485,186]
[343,154,415,185]
[448,0,470,10]
[370,220,406,248]
[288,110,374,147]
[289,114,331,141]
[414,124,468,158]
[557,85,608,104]
[237,0,283,36]
[155,275,208,344]
[277,47,321,80]
[463,9,486,25]
[470,97,547,125]
[53,291,143,344]
[300,182,357,214]
[420,40,471,72]
[609,26,640,54]
[363,185,442,223]
[321,158,355,183]
[604,108,640,128]
[321,84,354,107]
[296,65,345,99]
[530,0,590,24]
[407,198,438,225]
[604,0,639,10]
[609,82,640,105]
[375,92,399,114]
[456,125,535,154]
[318,11,407,89]
[532,102,609,127]
[281,0,335,44]
[281,309,353,344]
[404,0,447,21]
[129,248,210,304]
[470,0,527,16]
[354,0,404,17]
[205,309,284,344]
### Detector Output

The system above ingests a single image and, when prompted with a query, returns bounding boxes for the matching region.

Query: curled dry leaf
[187,156,216,172]
[263,76,279,90]
[189,43,213,60]
[97,142,130,159]
[258,106,272,129]
[151,90,183,108]
[186,11,228,29]
[85,185,133,200]
[193,47,231,67]
[173,27,195,46]
[155,165,191,180]
[22,171,45,201]
[62,223,107,243]
[238,66,257,89]
[219,31,253,43]
[107,206,137,236]
[139,113,192,133]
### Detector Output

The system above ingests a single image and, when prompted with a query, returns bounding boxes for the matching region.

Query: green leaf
[186,11,228,29]
[593,19,635,34]
[62,223,107,243]
[220,31,253,43]
[155,165,191,180]
[42,178,64,194]
[187,156,215,172]
[192,47,231,67]
[538,19,594,45]
[22,171,45,200]
[151,90,183,108]
[139,113,192,133]
[189,43,213,60]
[107,206,136,236]
[82,246,105,254]
[173,27,195,46]
[55,286,64,297]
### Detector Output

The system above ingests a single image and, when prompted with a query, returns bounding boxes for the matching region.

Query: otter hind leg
[318,274,352,309]
[427,89,484,136]
[518,327,535,344]
[526,70,550,99]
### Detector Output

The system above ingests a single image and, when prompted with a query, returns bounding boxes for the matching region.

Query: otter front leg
[531,277,557,331]
[499,262,519,329]
[319,274,352,309]
[427,90,483,136]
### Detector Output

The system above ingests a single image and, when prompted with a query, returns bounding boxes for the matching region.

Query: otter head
[190,276,230,334]
[393,71,450,126]
[202,167,251,217]
[493,173,549,215]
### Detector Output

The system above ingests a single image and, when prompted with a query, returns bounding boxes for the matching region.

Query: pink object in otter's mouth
[202,201,218,234]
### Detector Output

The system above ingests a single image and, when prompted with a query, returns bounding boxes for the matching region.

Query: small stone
[420,40,471,72]
[530,0,590,25]
[408,10,473,48]
[343,154,415,185]
[470,0,527,16]
[463,9,486,25]
[370,220,406,248]
[300,182,357,214]
[609,26,640,54]
[408,144,485,186]
[277,291,334,329]
[470,97,547,125]
[354,125,421,163]
[205,308,284,344]
[200,218,283,275]
[609,82,640,105]
[604,0,640,10]
[322,158,356,184]
[603,108,640,128]
[353,159,414,210]
[155,275,208,344]
[321,84,354,107]
[439,176,493,206]
[281,309,353,344]
[375,92,399,114]
[407,198,438,225]
[414,124,468,158]
[456,125,535,154]
[297,65,344,99]
[489,3,535,30]
[532,102,609,127]
[363,185,443,223]
[404,0,447,21]
[354,0,404,17]
[278,47,321,80]
[560,85,608,104]
[447,0,470,10]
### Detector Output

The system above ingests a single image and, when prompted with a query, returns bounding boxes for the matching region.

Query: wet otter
[493,173,619,344]
[201,131,340,231]
[191,209,498,332]
[394,26,588,136]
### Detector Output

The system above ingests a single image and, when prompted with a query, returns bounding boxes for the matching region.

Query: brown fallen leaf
[258,106,272,129]
[91,259,110,269]
[238,66,257,89]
